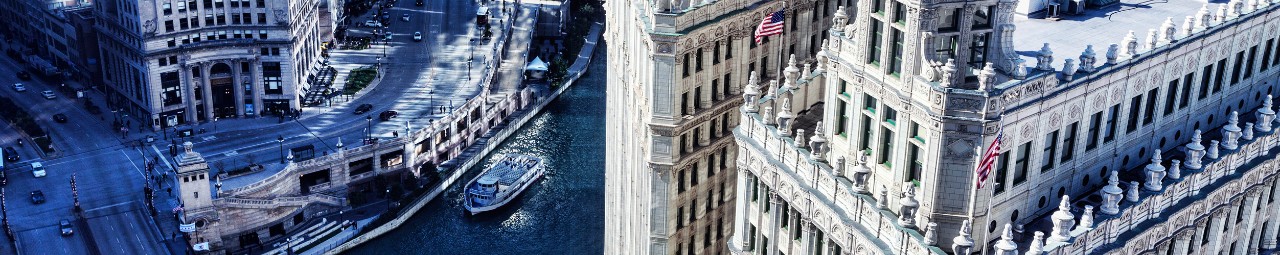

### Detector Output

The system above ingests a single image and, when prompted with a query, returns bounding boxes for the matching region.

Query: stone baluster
[978,63,997,92]
[784,54,800,89]
[802,63,812,78]
[1106,44,1119,64]
[762,106,775,126]
[1012,59,1029,80]
[1026,231,1046,255]
[877,185,889,209]
[794,130,807,147]
[1126,181,1141,202]
[1169,159,1182,179]
[742,71,761,113]
[1145,150,1167,191]
[1079,45,1097,73]
[924,222,938,246]
[1145,29,1159,50]
[1208,140,1220,159]
[1256,95,1274,132]
[816,40,830,72]
[809,122,828,162]
[1036,43,1055,71]
[1198,5,1212,28]
[1231,0,1244,16]
[1216,5,1229,23]
[851,154,871,193]
[940,59,958,87]
[1185,129,1206,169]
[1243,123,1254,140]
[832,6,849,35]
[952,220,975,255]
[1101,170,1123,215]
[833,156,846,177]
[993,224,1019,255]
[1049,195,1076,243]
[1074,205,1095,231]
[1122,31,1139,58]
[1161,17,1177,43]
[1182,16,1195,36]
[1222,111,1242,150]
[899,185,919,228]
[776,98,794,136]
[1060,59,1077,81]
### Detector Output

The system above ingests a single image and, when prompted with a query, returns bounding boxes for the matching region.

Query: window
[263,62,283,94]
[967,34,990,79]
[868,20,883,65]
[863,94,878,113]
[906,143,922,186]
[259,30,268,39]
[691,165,699,185]
[693,86,703,109]
[180,18,189,29]
[230,0,239,7]
[159,57,168,66]
[890,29,904,75]
[203,0,212,8]
[681,92,690,115]
[872,0,885,14]
[165,20,174,32]
[879,127,895,168]
[161,72,182,106]
[682,53,690,77]
[1165,80,1179,115]
[1263,39,1274,72]
[1087,112,1101,150]
[1214,58,1227,93]
[232,14,241,24]
[938,8,958,31]
[1180,73,1193,108]
[861,115,874,153]
[1200,64,1213,99]
[892,1,906,24]
[935,35,958,61]
[1127,95,1142,132]
[725,40,732,59]
[1232,51,1245,85]
[972,6,992,28]
[910,121,923,143]
[257,0,264,7]
[883,107,897,125]
[217,13,226,25]
[190,17,200,28]
[1144,88,1158,125]
[177,1,186,12]
[1105,104,1119,142]
[836,100,849,136]
[1062,122,1078,162]
[695,48,704,71]
[214,0,223,8]
[168,39,176,47]
[205,13,214,25]
[677,207,684,228]
[163,3,172,15]
[1042,130,1058,171]
[1013,142,1031,185]
[259,13,267,24]
[713,44,721,65]
[994,152,1009,194]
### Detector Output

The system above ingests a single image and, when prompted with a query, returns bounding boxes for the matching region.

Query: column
[183,64,199,125]
[1192,221,1208,254]
[231,59,245,117]
[1263,179,1280,250]
[252,59,264,117]
[1172,231,1192,255]
[1209,212,1227,255]
[732,169,753,251]
[699,123,711,146]
[1237,194,1260,255]
[768,194,783,255]
[803,222,816,255]
[700,74,712,109]
[201,63,215,121]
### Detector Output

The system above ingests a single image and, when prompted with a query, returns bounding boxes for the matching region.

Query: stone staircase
[217,193,347,209]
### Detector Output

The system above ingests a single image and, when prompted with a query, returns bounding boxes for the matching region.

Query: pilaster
[232,59,245,117]
[201,63,215,121]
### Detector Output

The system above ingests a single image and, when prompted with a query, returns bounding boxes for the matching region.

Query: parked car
[41,90,56,99]
[52,114,68,123]
[414,32,423,41]
[416,0,423,5]
[31,161,46,177]
[364,20,382,27]
[11,83,25,92]
[379,110,399,121]
[59,219,74,236]
[3,147,17,162]
[402,14,410,21]
[30,190,45,204]
[16,71,30,80]
[354,104,373,114]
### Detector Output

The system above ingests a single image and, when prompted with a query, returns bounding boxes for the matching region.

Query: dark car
[379,110,399,121]
[3,147,18,162]
[16,71,30,80]
[415,0,423,6]
[52,114,68,123]
[59,219,74,236]
[30,190,45,204]
[354,104,373,114]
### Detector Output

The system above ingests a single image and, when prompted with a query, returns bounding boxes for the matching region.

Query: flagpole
[972,81,1000,255]
[778,3,787,81]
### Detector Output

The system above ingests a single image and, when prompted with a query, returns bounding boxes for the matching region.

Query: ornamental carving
[1048,112,1062,127]
[944,139,975,158]
[1069,105,1082,120]
[1022,124,1036,140]
[657,42,673,54]
[947,98,983,111]
[1112,87,1126,103]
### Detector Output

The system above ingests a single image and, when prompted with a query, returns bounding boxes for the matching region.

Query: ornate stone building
[94,0,322,130]
[728,0,1280,254]
[604,0,850,253]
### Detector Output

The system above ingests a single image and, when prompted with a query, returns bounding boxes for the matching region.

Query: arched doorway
[209,63,237,118]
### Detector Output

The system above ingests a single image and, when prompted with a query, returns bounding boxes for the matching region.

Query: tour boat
[463,154,546,215]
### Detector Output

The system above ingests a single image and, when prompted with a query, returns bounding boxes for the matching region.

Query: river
[346,44,607,254]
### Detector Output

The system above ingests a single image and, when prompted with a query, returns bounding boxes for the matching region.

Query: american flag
[975,128,1003,189]
[754,9,785,44]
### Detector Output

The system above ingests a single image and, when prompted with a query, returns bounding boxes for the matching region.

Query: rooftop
[1011,0,1212,65]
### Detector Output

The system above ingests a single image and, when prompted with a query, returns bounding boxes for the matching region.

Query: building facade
[729,0,1280,254]
[95,0,322,130]
[603,0,846,253]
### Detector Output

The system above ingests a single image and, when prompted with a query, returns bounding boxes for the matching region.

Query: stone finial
[784,54,800,83]
[1027,231,1047,255]
[1106,44,1120,64]
[851,153,872,193]
[802,63,812,78]
[952,220,975,255]
[1183,16,1196,36]
[1126,181,1141,202]
[993,224,1019,254]
[923,222,939,246]
[1061,58,1077,81]
[1208,140,1221,159]
[877,186,889,209]
[1244,123,1255,140]
[834,156,847,177]
[183,141,194,154]
[1198,5,1213,28]
[1145,150,1167,191]
[1222,111,1242,150]
[899,185,920,228]
[1122,31,1139,58]
[1100,170,1123,215]
[1075,205,1096,231]
[817,40,830,71]
[940,59,958,87]
[1012,59,1029,80]
[1216,5,1229,22]
[776,98,795,136]
[1161,17,1177,43]
[1036,43,1055,71]
[1169,159,1182,179]
[794,129,807,147]
[810,122,829,162]
[1257,94,1275,132]
[1145,29,1159,50]
[1185,129,1206,169]
[832,6,849,33]
[1250,0,1260,11]
[762,106,775,126]
[767,80,779,98]
[1079,45,1098,73]
[978,63,997,91]
[1049,195,1076,242]
[1231,0,1245,16]
[742,71,761,113]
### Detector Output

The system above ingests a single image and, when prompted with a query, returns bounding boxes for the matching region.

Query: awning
[525,57,548,71]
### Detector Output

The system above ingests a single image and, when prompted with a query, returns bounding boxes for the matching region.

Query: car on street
[379,110,399,121]
[416,0,423,5]
[413,32,423,41]
[59,219,74,236]
[11,83,25,92]
[354,104,374,114]
[402,14,410,21]
[16,71,30,80]
[31,161,46,177]
[52,114,68,123]
[364,20,382,27]
[30,190,45,204]
[3,147,17,162]
[41,90,56,99]
[385,33,393,41]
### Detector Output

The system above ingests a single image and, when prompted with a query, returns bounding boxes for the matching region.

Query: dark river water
[346,45,607,254]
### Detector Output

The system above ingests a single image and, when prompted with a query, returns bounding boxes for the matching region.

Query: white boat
[463,154,546,215]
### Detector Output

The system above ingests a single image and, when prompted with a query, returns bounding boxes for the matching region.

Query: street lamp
[213,117,219,133]
[366,115,373,142]
[277,135,285,164]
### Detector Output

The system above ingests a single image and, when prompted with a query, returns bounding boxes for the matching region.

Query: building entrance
[209,64,237,118]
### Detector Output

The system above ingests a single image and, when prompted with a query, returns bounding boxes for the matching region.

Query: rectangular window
[695,48,704,71]
[836,100,849,136]
[910,121,923,143]
[165,20,174,32]
[163,3,172,15]
[878,127,895,168]
[180,18,189,29]
[259,13,267,24]
[1105,104,1119,143]
[160,71,182,106]
[868,20,882,65]
[693,86,702,109]
[1245,46,1257,79]
[994,152,1009,194]
[1086,111,1102,150]
[725,40,733,59]
[1143,88,1158,125]
[677,207,684,228]
[892,1,906,23]
[232,14,240,24]
[1042,130,1058,171]
[1165,79,1178,115]
[216,13,226,25]
[713,44,721,65]
[967,33,990,79]
[1263,39,1274,72]
[691,165,699,185]
[262,62,283,94]
[906,143,922,186]
[890,29,904,75]
[1127,95,1142,133]
[682,53,690,77]
[1013,142,1031,185]
[938,8,958,31]
[1214,58,1227,93]
[1232,51,1245,84]
[1200,64,1213,99]
[177,1,186,12]
[860,115,874,153]
[935,35,958,61]
[1062,122,1078,162]
[972,6,992,28]
[883,107,897,125]
[1180,73,1193,108]
[872,0,885,14]
[863,94,878,113]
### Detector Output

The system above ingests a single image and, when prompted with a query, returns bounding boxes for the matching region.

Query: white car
[41,90,56,99]
[364,20,382,27]
[12,83,26,92]
[402,14,410,21]
[413,32,422,41]
[32,162,46,177]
